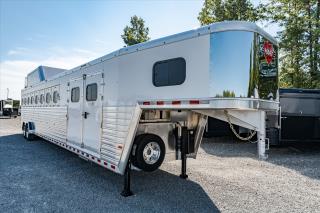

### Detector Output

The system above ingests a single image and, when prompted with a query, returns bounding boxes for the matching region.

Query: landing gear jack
[180,151,188,179]
[121,158,134,197]
[179,126,188,179]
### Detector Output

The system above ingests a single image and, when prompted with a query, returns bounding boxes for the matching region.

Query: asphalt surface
[1,118,320,213]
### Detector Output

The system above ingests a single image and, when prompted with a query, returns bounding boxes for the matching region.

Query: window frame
[53,91,60,104]
[40,94,44,104]
[86,83,98,102]
[152,57,186,87]
[71,87,80,103]
[46,92,52,104]
[35,95,39,105]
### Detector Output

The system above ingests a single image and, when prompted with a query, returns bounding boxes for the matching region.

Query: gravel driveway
[1,118,320,213]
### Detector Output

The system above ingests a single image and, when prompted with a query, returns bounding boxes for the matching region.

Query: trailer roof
[280,88,320,94]
[28,21,278,83]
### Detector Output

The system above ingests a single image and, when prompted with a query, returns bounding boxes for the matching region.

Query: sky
[0,0,277,100]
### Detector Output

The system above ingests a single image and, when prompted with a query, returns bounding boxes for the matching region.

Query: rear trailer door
[82,73,104,154]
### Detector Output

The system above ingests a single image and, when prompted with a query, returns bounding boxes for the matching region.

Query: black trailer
[279,88,320,143]
[204,88,320,144]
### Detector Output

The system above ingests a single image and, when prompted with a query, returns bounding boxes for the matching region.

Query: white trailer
[21,21,279,196]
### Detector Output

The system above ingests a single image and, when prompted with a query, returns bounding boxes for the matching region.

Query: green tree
[121,15,150,46]
[198,0,259,26]
[263,0,320,88]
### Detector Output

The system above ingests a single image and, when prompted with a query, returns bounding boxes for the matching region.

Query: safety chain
[224,110,257,141]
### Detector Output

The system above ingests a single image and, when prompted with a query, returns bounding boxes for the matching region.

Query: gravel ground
[0,118,320,213]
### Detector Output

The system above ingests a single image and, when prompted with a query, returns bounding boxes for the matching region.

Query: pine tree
[264,0,320,88]
[198,0,259,26]
[121,15,150,46]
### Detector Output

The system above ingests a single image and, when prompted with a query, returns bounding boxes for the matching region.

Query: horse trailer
[21,21,279,196]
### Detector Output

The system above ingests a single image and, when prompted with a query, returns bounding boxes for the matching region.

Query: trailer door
[82,73,103,154]
[67,77,83,147]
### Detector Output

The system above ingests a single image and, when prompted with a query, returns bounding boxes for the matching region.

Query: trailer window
[46,93,52,104]
[153,57,186,87]
[86,83,97,101]
[40,94,45,104]
[53,91,60,103]
[71,87,80,102]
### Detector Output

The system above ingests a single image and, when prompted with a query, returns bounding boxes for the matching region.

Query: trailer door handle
[82,112,89,119]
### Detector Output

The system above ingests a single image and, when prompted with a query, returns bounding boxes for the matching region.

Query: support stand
[179,127,188,179]
[257,111,268,160]
[121,158,134,197]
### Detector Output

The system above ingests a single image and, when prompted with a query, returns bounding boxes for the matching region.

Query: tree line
[121,0,320,89]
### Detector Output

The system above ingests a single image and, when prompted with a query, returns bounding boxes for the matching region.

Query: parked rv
[21,21,279,196]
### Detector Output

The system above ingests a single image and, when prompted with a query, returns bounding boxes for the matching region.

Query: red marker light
[156,101,164,105]
[189,100,200,104]
[143,101,150,105]
[172,101,181,105]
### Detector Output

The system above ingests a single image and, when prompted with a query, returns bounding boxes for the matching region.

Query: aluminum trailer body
[21,21,279,194]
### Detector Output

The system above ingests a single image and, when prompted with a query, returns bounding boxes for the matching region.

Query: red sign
[263,41,274,64]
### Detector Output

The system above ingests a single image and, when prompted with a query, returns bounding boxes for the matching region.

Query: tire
[131,134,165,172]
[22,123,26,138]
[24,123,33,141]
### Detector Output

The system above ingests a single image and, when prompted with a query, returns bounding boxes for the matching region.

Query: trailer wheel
[132,134,165,172]
[22,123,26,138]
[24,123,33,141]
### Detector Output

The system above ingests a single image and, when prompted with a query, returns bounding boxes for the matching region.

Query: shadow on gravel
[267,142,320,181]
[202,137,320,181]
[0,134,219,213]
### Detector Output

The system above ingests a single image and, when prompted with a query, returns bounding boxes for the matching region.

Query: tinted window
[53,91,60,103]
[46,93,52,104]
[40,94,45,104]
[71,87,80,102]
[153,57,186,87]
[86,83,97,101]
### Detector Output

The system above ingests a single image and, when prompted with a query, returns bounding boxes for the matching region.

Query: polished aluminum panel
[209,31,278,99]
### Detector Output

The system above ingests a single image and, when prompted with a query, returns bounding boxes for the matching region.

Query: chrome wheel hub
[143,142,161,164]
